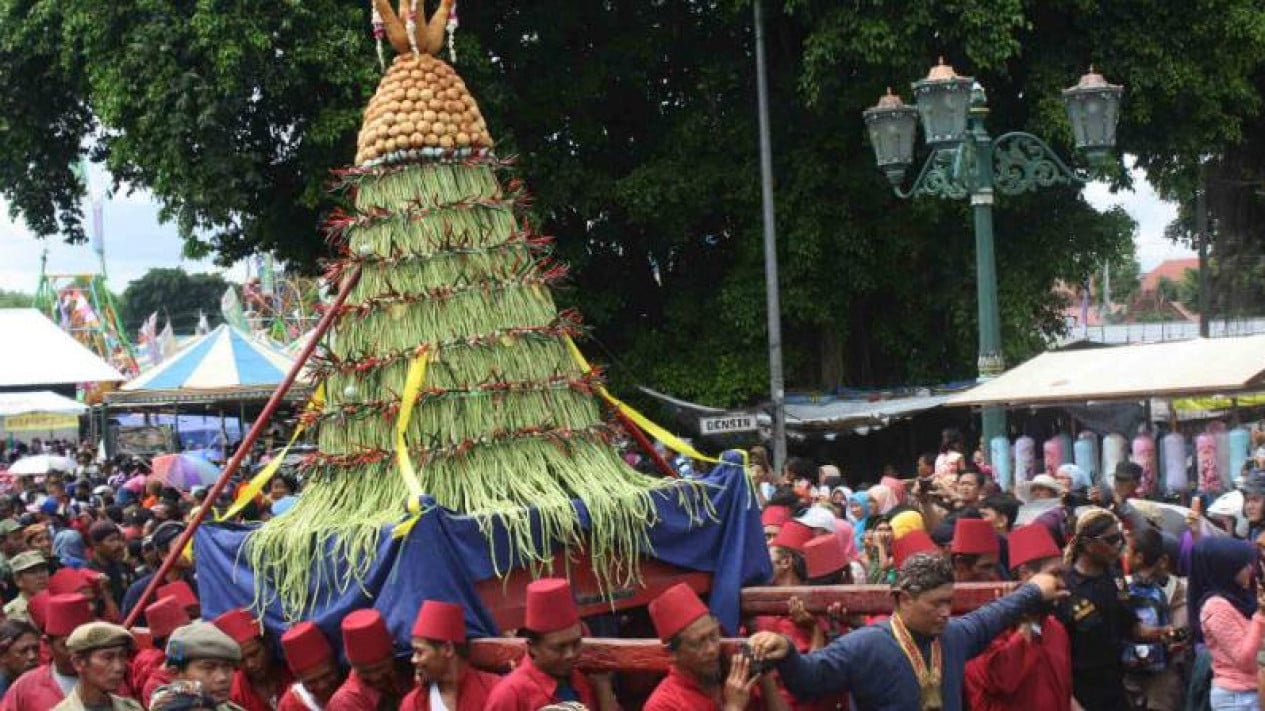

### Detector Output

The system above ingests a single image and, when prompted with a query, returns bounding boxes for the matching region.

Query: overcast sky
[1083,161,1195,270]
[0,158,1193,294]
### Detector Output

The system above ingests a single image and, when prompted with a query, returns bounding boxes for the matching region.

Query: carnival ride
[236,269,322,347]
[33,254,139,383]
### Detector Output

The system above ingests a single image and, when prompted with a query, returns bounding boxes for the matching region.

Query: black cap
[151,521,186,552]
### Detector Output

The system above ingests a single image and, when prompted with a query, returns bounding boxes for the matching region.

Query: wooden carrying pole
[123,268,362,629]
[469,581,1021,673]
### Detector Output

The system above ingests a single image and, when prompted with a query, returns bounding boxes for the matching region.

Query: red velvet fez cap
[524,578,579,634]
[27,591,50,632]
[892,530,939,568]
[412,600,466,644]
[157,581,199,610]
[48,568,92,596]
[46,593,93,637]
[951,518,1000,556]
[761,505,791,528]
[342,609,394,666]
[648,583,710,643]
[1007,524,1062,571]
[145,596,191,640]
[803,533,847,579]
[282,621,334,675]
[769,520,814,552]
[212,609,260,645]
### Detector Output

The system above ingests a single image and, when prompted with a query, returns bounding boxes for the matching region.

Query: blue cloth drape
[194,454,771,653]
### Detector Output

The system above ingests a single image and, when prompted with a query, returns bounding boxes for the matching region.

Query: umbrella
[1129,499,1226,538]
[123,474,148,494]
[1015,499,1060,526]
[1015,497,1226,538]
[8,455,75,476]
[150,453,220,490]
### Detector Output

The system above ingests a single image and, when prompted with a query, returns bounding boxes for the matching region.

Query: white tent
[0,309,123,387]
[0,391,86,417]
[946,335,1265,407]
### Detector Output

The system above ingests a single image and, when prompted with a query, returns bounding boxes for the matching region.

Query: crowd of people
[0,431,1263,709]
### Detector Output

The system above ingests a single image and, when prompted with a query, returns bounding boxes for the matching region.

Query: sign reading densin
[698,413,758,436]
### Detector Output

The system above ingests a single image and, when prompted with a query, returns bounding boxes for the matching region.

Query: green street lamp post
[863,60,1123,452]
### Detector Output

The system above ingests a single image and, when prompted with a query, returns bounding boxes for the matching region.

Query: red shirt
[277,685,320,711]
[964,614,1072,711]
[398,667,502,711]
[752,615,820,654]
[644,666,721,710]
[230,667,293,711]
[143,667,176,707]
[483,656,596,711]
[325,670,411,711]
[0,665,67,711]
[129,647,165,699]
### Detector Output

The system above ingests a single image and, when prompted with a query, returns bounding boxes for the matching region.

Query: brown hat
[66,621,133,654]
[9,551,46,574]
[166,621,242,664]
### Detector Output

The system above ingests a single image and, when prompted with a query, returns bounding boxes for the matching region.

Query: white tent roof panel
[0,391,87,416]
[0,309,123,387]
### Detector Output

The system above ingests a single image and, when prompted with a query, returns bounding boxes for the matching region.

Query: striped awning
[114,325,303,400]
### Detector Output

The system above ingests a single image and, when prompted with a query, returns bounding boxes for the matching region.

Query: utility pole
[753,0,787,473]
[1196,161,1210,337]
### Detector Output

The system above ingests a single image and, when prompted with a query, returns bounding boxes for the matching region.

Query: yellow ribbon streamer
[395,349,430,512]
[218,384,326,522]
[563,336,718,464]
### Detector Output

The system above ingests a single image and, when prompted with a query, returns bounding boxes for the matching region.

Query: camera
[741,642,777,677]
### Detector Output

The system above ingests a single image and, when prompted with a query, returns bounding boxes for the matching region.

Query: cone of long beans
[245,0,708,618]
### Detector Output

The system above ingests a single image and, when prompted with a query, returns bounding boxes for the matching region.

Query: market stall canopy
[0,309,123,387]
[0,391,87,433]
[947,335,1265,407]
[0,391,87,416]
[782,393,958,432]
[107,324,310,406]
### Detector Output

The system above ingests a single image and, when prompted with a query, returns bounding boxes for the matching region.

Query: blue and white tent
[108,325,310,405]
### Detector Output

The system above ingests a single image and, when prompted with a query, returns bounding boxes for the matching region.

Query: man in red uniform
[645,583,788,711]
[1,593,95,710]
[761,506,792,542]
[753,522,824,654]
[214,608,292,711]
[400,600,502,710]
[278,622,344,711]
[950,518,1001,583]
[964,523,1072,711]
[326,609,412,710]
[133,595,188,705]
[484,578,618,711]
[892,530,939,568]
[157,580,201,622]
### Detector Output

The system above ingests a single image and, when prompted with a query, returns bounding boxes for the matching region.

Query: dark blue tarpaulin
[195,452,771,652]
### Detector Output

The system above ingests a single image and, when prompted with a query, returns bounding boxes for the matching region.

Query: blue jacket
[776,583,1044,711]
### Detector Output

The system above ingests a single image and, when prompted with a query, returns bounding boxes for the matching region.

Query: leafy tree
[1177,267,1202,309]
[120,268,226,334]
[1104,254,1141,306]
[2,0,1263,406]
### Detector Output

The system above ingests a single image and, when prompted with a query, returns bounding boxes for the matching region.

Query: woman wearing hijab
[1191,536,1265,710]
[52,528,86,569]
[847,492,870,552]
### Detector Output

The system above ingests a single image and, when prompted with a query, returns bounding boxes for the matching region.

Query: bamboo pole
[123,267,362,629]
